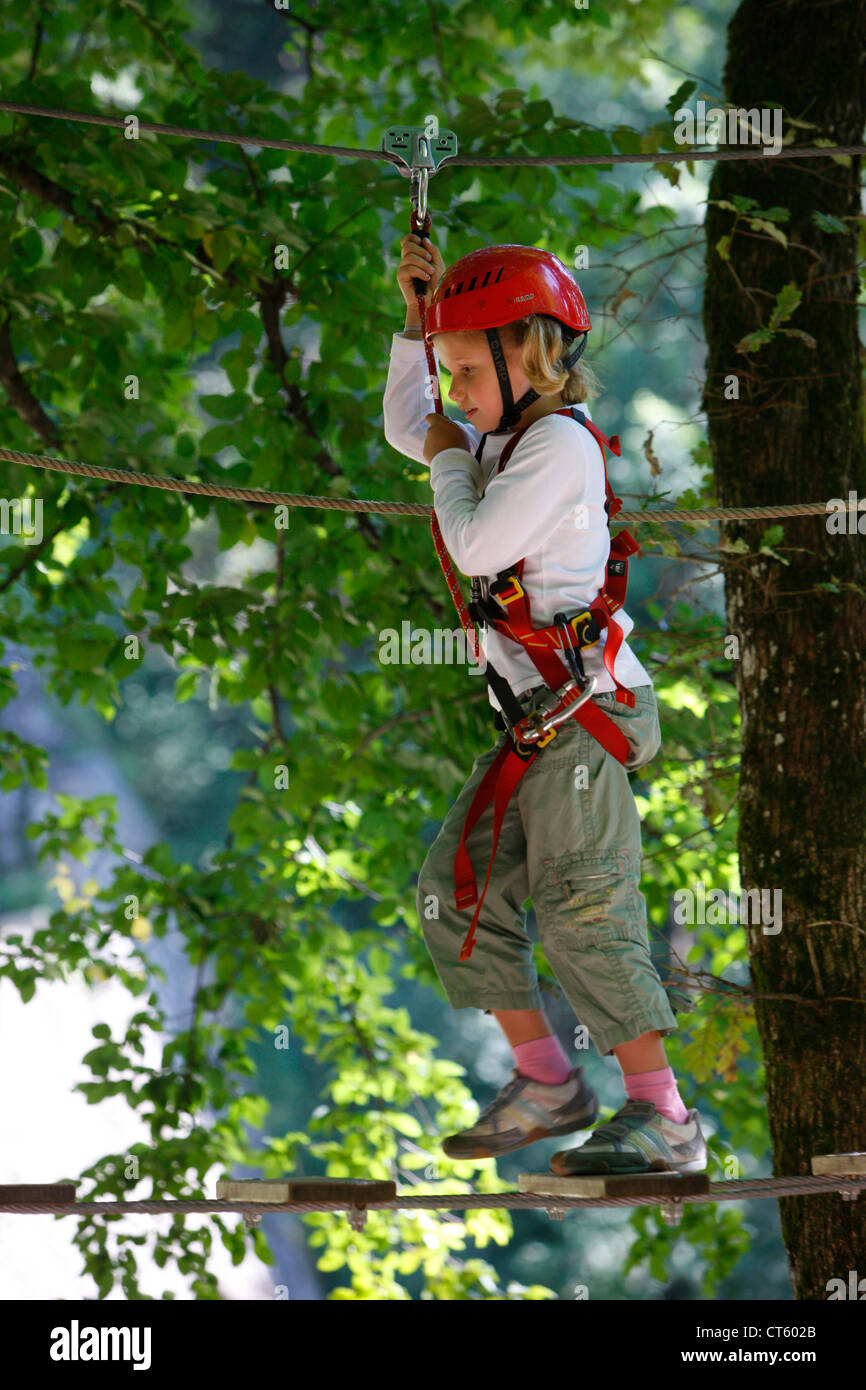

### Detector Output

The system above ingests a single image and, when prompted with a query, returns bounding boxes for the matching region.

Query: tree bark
[701,0,866,1300]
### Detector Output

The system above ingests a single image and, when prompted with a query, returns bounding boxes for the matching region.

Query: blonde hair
[499,314,603,406]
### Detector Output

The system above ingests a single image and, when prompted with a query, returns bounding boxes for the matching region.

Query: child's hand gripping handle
[396,226,446,308]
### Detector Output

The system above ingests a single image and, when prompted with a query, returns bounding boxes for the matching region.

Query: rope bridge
[2,1164,863,1232]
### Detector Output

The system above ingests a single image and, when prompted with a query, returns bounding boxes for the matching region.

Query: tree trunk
[701,0,866,1300]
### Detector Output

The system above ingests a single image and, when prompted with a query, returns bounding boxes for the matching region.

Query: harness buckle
[489,573,524,606]
[569,609,600,649]
[533,726,559,749]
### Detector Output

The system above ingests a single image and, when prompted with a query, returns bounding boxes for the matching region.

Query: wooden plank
[217,1177,396,1204]
[519,1171,710,1199]
[0,1184,76,1203]
[811,1152,866,1176]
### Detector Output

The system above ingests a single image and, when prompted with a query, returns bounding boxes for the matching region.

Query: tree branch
[0,316,60,446]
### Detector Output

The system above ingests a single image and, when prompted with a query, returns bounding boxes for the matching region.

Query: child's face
[432,331,529,432]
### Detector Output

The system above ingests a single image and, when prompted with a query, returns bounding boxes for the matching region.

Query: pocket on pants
[591,689,661,771]
[534,852,671,1032]
[536,853,641,948]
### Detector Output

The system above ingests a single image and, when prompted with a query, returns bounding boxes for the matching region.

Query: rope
[0,447,855,527]
[0,1174,863,1215]
[0,101,863,166]
[434,147,866,166]
[408,206,484,664]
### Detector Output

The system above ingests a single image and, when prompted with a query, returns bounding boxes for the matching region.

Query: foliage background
[0,0,810,1297]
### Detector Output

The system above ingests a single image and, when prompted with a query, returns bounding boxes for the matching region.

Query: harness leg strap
[453,746,537,962]
[453,742,514,911]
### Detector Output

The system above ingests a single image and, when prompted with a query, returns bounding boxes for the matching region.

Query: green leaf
[15,229,44,268]
[812,210,848,235]
[368,946,392,975]
[199,393,242,421]
[175,669,200,702]
[200,424,241,454]
[387,1111,422,1138]
[113,262,148,301]
[164,310,193,351]
[749,218,787,248]
[768,282,801,327]
[666,80,697,117]
[317,1248,346,1271]
[220,349,252,394]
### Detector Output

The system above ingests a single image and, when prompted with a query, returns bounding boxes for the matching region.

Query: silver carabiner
[411,166,429,223]
[519,677,599,743]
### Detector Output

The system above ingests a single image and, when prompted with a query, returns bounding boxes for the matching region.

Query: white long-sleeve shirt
[383,331,652,709]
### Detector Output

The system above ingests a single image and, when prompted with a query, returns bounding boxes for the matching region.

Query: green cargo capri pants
[415,682,679,1057]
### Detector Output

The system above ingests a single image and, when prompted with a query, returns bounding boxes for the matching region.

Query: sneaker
[549,1098,707,1176]
[441,1065,599,1160]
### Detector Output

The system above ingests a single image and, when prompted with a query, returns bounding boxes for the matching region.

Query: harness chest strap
[485,409,639,704]
[444,407,640,962]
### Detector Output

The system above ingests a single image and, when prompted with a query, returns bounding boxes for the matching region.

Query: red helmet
[424,244,590,338]
[424,245,590,431]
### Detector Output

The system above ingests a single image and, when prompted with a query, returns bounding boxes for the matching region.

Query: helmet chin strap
[485,327,588,432]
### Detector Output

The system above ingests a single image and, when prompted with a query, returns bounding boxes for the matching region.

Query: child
[383,233,705,1176]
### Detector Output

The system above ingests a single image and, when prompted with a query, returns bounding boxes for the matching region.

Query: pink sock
[623,1066,689,1124]
[513,1034,572,1086]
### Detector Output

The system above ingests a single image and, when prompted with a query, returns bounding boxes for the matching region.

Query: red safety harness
[406,206,641,964]
[431,406,642,963]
